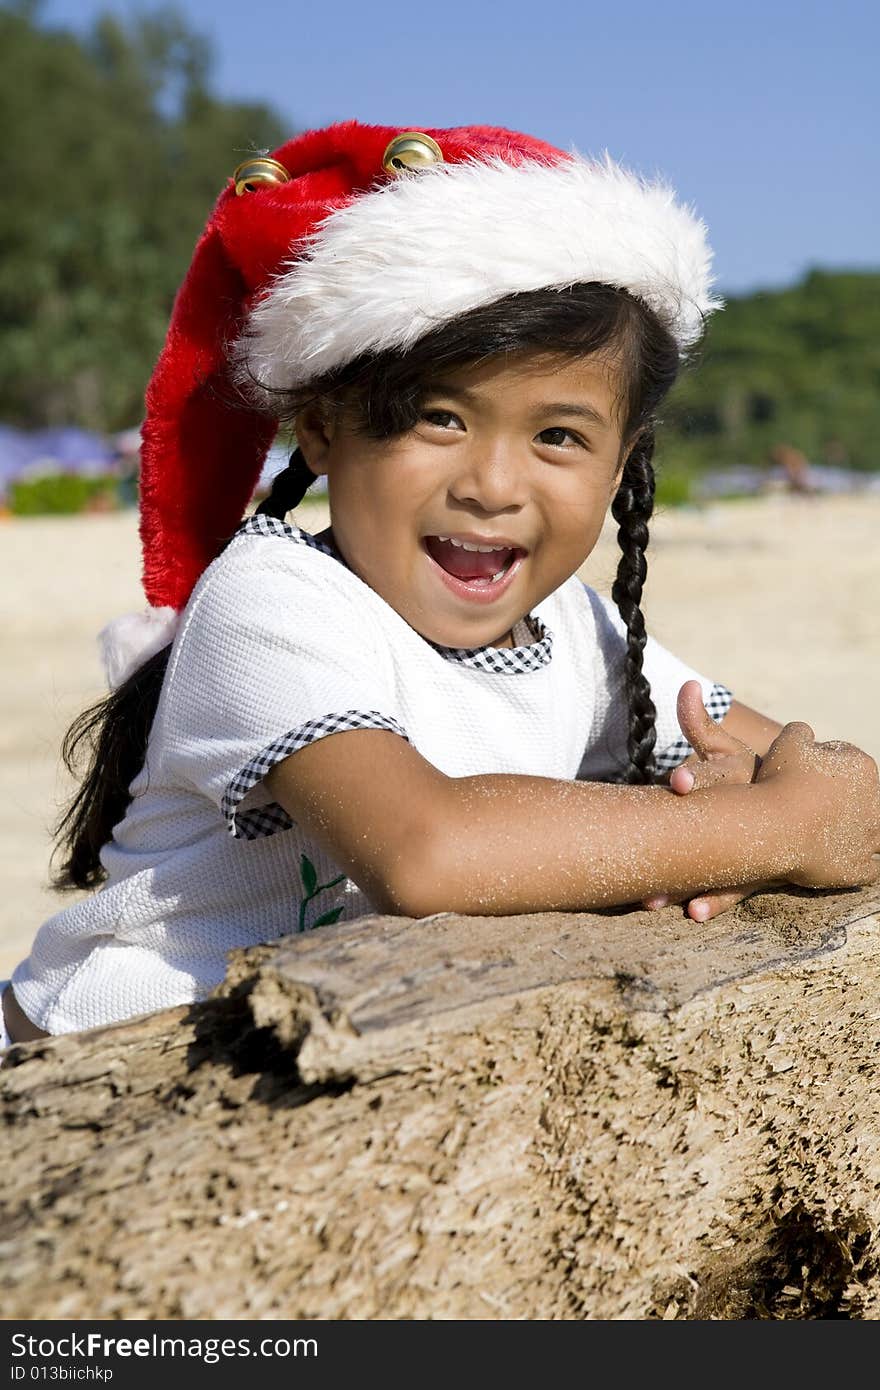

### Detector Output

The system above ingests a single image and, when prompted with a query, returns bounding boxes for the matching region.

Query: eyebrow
[423,381,610,430]
[534,401,610,430]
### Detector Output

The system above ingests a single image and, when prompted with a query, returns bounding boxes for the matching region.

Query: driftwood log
[3,884,880,1320]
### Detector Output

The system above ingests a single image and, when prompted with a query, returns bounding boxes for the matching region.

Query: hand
[754,721,880,890]
[667,679,761,794]
[644,680,768,920]
[647,706,880,915]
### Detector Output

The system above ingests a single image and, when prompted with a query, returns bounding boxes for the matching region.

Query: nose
[447,439,529,514]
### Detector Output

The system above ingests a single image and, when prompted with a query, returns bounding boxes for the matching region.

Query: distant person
[3,120,878,1048]
[113,427,142,507]
[767,442,816,495]
[822,438,850,469]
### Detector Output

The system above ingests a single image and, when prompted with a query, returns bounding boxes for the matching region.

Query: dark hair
[54,282,682,889]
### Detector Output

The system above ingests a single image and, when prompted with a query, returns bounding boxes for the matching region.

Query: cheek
[543,479,616,568]
[329,453,393,522]
[330,454,430,561]
[551,472,616,529]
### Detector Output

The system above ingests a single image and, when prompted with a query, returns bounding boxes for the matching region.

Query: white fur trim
[99,607,180,690]
[237,152,722,396]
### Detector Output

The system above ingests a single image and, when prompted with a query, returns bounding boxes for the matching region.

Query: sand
[2,491,878,977]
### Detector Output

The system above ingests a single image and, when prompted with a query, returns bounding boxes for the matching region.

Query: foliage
[0,2,287,431]
[297,854,346,933]
[1,5,877,484]
[653,467,693,509]
[9,472,119,515]
[662,269,880,475]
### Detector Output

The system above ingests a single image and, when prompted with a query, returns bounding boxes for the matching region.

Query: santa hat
[101,119,721,688]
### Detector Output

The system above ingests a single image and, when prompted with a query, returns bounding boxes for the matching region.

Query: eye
[537,427,587,449]
[420,409,465,431]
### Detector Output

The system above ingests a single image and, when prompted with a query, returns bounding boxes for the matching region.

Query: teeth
[490,555,516,582]
[436,536,510,553]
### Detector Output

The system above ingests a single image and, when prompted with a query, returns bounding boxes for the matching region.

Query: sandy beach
[2,491,878,977]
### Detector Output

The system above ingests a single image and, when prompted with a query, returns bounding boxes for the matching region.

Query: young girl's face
[297,350,629,649]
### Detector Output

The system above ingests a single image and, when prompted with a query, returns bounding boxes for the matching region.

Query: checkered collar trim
[237,513,554,673]
[238,512,337,555]
[426,616,553,673]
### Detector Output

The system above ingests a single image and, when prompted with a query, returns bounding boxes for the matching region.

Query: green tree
[663,269,880,476]
[0,2,288,431]
[1,4,877,479]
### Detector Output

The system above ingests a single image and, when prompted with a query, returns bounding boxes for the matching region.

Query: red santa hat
[101,119,721,687]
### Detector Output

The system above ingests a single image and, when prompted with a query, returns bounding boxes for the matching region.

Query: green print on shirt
[298,853,346,932]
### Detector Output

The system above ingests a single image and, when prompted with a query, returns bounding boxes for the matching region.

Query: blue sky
[44,0,878,296]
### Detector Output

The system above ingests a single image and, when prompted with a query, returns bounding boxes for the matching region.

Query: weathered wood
[3,885,880,1320]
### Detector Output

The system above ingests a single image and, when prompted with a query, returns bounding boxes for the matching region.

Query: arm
[265,720,879,920]
[2,984,48,1044]
[663,693,783,790]
[646,686,786,917]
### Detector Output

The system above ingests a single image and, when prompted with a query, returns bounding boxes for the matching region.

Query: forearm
[268,727,867,922]
[2,985,48,1044]
[406,775,798,917]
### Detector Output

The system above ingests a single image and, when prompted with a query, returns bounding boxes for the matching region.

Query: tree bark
[3,884,880,1320]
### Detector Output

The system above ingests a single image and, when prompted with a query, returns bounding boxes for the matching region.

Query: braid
[256,447,316,519]
[611,430,658,783]
[52,448,317,889]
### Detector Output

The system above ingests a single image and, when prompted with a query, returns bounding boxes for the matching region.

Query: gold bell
[382,132,444,177]
[233,156,291,196]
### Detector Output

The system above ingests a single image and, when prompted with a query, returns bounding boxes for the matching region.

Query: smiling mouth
[423,536,527,586]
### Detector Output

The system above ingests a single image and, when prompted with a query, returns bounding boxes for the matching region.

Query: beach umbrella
[28,427,115,475]
[0,425,41,497]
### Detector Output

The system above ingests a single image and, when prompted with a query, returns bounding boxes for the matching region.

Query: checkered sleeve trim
[653,683,734,772]
[222,710,411,840]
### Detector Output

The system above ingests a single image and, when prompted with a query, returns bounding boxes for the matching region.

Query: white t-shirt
[11,516,731,1035]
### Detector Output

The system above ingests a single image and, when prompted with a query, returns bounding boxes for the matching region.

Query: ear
[610,427,642,497]
[609,449,628,499]
[294,400,337,477]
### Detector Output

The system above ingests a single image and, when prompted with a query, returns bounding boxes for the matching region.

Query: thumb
[676,680,752,762]
[757,720,816,778]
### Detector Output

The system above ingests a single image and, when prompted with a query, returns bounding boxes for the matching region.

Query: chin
[429,619,512,650]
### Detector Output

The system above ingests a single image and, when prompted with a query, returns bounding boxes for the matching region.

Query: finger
[668,764,695,795]
[686,889,761,922]
[676,681,753,762]
[668,758,758,795]
[757,720,816,777]
[687,879,786,920]
[687,888,751,921]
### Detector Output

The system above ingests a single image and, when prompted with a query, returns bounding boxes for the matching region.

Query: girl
[3,120,878,1047]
